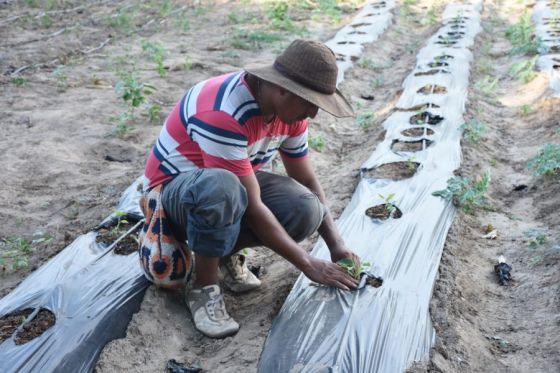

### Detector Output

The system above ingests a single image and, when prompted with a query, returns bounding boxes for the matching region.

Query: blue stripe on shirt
[214,73,238,111]
[280,148,308,158]
[238,108,261,125]
[188,117,247,142]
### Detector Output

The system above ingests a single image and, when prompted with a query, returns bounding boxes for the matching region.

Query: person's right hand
[302,256,358,291]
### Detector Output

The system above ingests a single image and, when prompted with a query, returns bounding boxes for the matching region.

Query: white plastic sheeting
[534,0,560,95]
[258,2,483,372]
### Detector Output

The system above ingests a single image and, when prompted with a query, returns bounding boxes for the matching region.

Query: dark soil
[391,139,434,152]
[96,223,140,256]
[0,308,33,344]
[401,127,435,137]
[365,204,403,220]
[14,308,56,345]
[396,103,441,111]
[414,69,449,76]
[417,84,448,95]
[362,161,420,180]
[409,111,444,125]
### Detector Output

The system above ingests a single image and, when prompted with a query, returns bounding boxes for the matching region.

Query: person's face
[276,89,319,124]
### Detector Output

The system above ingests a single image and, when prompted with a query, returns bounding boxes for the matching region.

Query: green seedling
[474,76,498,97]
[371,75,385,88]
[142,41,167,77]
[421,3,439,26]
[505,10,541,55]
[308,135,327,151]
[111,112,135,138]
[107,7,136,34]
[508,57,537,83]
[527,143,560,177]
[115,70,157,112]
[111,209,129,236]
[356,111,375,129]
[336,257,371,280]
[524,228,547,249]
[406,155,417,172]
[519,104,533,116]
[146,104,163,124]
[267,1,295,31]
[12,76,28,87]
[0,236,34,272]
[230,28,283,51]
[432,170,491,214]
[53,64,68,92]
[460,118,486,144]
[41,14,53,28]
[378,193,397,215]
[158,0,173,17]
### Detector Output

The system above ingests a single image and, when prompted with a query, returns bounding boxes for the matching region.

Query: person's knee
[290,191,324,242]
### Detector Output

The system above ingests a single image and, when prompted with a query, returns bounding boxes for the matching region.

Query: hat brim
[245,63,354,118]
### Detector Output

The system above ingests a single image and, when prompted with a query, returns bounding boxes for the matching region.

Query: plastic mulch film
[258,2,482,372]
[534,0,560,95]
[325,0,395,84]
[0,178,148,373]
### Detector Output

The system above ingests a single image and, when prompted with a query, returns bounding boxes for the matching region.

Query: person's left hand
[329,245,360,267]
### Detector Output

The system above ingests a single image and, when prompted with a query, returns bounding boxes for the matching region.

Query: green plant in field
[267,1,295,31]
[432,170,491,214]
[508,56,537,83]
[107,7,136,33]
[114,69,157,112]
[12,76,28,87]
[158,0,173,17]
[460,118,486,144]
[308,135,327,151]
[230,28,283,50]
[0,236,34,272]
[356,111,375,129]
[400,0,417,21]
[474,76,498,96]
[475,56,494,75]
[505,11,541,55]
[53,64,68,92]
[112,112,135,138]
[41,14,53,28]
[378,193,397,215]
[406,155,417,172]
[141,40,167,77]
[111,209,129,236]
[145,104,162,123]
[524,228,547,249]
[421,3,439,26]
[336,257,371,280]
[370,75,385,88]
[519,104,533,116]
[527,143,560,176]
[490,159,497,167]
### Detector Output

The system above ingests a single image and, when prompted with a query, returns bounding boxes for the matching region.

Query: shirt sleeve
[187,110,254,176]
[279,120,309,160]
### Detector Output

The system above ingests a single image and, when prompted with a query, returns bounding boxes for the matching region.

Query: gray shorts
[161,169,325,257]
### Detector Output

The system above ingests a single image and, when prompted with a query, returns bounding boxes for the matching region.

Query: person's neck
[247,74,275,124]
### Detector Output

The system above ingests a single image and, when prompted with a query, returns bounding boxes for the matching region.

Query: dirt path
[1,1,558,372]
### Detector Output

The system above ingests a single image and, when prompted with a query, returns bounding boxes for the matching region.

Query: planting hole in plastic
[409,111,444,125]
[436,39,457,46]
[391,139,434,152]
[365,204,403,220]
[351,22,372,28]
[427,61,449,68]
[415,69,450,76]
[361,161,420,180]
[417,84,447,95]
[96,219,142,255]
[439,34,462,41]
[13,308,56,345]
[349,30,367,35]
[396,102,440,111]
[401,127,435,137]
[337,41,357,45]
[335,53,346,62]
[0,309,33,344]
[434,54,454,61]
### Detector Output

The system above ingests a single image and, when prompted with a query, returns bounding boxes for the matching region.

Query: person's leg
[161,168,248,338]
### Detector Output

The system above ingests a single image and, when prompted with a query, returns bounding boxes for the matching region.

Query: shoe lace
[206,294,227,320]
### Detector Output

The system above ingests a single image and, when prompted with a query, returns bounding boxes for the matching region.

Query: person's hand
[302,256,358,291]
[329,245,360,268]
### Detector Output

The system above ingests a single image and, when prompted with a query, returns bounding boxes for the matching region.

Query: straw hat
[245,39,354,118]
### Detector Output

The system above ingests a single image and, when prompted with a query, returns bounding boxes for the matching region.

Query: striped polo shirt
[143,71,309,191]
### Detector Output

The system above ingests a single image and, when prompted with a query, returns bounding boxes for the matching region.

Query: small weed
[519,104,533,116]
[158,0,173,17]
[41,14,53,28]
[309,135,327,151]
[406,155,417,172]
[400,0,417,22]
[508,57,537,83]
[421,3,439,26]
[142,40,167,77]
[461,118,486,144]
[107,7,136,34]
[53,64,68,92]
[356,111,375,129]
[474,76,498,96]
[111,112,135,138]
[230,28,283,50]
[432,170,491,214]
[0,236,34,272]
[111,209,129,236]
[370,75,385,88]
[115,69,157,112]
[505,11,541,55]
[12,76,28,87]
[476,57,494,75]
[267,1,295,31]
[527,143,560,177]
[490,159,497,167]
[524,228,547,249]
[145,104,162,124]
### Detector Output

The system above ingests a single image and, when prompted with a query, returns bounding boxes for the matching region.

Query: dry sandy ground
[0,0,558,372]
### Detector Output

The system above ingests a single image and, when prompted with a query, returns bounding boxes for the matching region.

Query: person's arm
[238,172,357,290]
[281,155,360,264]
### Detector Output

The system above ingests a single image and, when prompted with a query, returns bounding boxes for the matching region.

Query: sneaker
[219,253,261,293]
[185,284,239,338]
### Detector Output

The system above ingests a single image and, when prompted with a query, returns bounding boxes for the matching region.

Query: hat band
[273,61,334,95]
